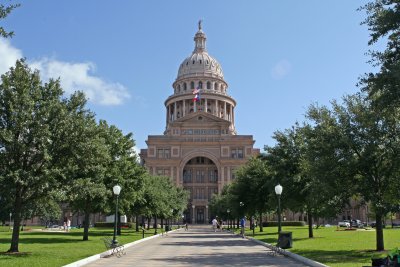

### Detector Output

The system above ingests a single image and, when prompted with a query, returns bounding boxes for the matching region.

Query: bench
[102,237,125,257]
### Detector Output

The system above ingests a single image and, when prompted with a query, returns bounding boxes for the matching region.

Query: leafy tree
[0,59,69,252]
[359,0,400,110]
[0,1,20,38]
[333,93,400,250]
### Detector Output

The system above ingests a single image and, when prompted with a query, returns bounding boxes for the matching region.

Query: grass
[0,226,159,267]
[1,225,399,267]
[240,225,400,267]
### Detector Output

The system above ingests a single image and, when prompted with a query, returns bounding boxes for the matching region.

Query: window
[177,84,180,92]
[183,83,187,91]
[207,81,211,89]
[191,81,194,89]
[209,170,218,182]
[198,81,203,89]
[214,82,217,90]
[183,169,192,183]
[157,148,170,158]
[231,148,244,159]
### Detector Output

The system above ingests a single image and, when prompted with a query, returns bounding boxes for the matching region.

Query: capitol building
[140,22,259,224]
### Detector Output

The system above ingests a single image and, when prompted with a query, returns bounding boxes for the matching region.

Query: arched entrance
[182,156,219,224]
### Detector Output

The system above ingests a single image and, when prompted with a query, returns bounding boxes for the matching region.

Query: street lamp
[112,185,121,245]
[227,209,230,230]
[192,205,195,224]
[275,184,283,233]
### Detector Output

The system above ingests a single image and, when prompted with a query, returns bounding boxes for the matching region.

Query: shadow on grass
[290,249,374,265]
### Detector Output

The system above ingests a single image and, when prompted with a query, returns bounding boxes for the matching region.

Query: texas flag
[192,87,201,102]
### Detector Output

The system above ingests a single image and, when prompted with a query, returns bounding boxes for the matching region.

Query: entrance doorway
[196,207,205,224]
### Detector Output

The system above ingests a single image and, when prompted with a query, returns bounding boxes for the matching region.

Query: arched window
[214,82,218,90]
[177,84,181,92]
[220,84,223,91]
[207,81,211,89]
[183,83,187,91]
[191,81,194,89]
[198,81,203,89]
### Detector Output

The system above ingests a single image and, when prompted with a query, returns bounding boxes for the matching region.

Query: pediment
[170,112,230,126]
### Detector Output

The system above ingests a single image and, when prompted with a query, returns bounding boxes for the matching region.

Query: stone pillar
[167,105,170,122]
[174,102,177,120]
[215,100,218,116]
[224,102,227,120]
[205,98,208,113]
[183,100,186,117]
[230,104,233,122]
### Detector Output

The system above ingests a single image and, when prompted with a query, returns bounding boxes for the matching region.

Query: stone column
[183,100,186,117]
[224,102,227,120]
[230,104,233,122]
[174,102,177,120]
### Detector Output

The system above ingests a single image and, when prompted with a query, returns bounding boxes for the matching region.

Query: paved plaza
[83,225,310,267]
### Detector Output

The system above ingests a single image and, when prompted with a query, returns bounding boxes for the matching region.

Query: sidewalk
[78,225,316,267]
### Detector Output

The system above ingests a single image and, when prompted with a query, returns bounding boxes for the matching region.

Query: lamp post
[227,209,230,230]
[275,184,283,233]
[192,205,195,224]
[112,185,121,245]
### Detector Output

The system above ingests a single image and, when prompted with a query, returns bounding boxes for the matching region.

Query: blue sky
[1,0,379,152]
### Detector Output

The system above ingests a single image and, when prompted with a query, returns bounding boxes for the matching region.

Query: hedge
[94,222,134,228]
[262,221,306,227]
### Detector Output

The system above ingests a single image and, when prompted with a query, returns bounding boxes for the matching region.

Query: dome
[176,23,224,80]
[177,52,224,79]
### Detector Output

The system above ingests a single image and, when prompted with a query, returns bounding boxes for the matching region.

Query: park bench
[102,237,125,257]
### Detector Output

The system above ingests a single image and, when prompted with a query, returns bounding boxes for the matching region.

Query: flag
[192,86,201,102]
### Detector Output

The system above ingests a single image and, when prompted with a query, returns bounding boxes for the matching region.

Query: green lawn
[1,225,399,267]
[0,226,158,267]
[241,225,400,267]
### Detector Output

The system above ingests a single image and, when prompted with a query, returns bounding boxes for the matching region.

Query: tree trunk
[8,193,22,252]
[83,211,90,241]
[259,213,263,232]
[161,218,164,228]
[376,213,385,251]
[135,215,139,232]
[154,217,158,234]
[307,212,313,238]
[147,217,150,230]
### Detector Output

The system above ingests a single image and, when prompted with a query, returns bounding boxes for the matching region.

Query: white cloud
[271,59,292,80]
[0,39,130,105]
[0,39,23,75]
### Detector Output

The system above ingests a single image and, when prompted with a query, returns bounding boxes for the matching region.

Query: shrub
[94,222,130,228]
[262,221,306,227]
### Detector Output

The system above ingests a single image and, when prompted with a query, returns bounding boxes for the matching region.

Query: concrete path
[84,225,309,267]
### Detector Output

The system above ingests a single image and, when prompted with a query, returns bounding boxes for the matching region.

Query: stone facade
[140,22,259,224]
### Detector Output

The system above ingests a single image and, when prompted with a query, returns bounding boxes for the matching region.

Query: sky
[0,0,381,153]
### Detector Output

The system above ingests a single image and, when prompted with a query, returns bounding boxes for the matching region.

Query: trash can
[277,232,292,249]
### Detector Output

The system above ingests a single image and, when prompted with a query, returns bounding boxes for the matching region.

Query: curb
[248,237,329,267]
[63,229,179,267]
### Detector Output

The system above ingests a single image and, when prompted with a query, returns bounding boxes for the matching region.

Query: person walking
[240,216,246,238]
[212,217,219,232]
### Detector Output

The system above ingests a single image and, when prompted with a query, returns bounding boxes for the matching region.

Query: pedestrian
[212,217,219,232]
[67,218,71,232]
[240,216,246,238]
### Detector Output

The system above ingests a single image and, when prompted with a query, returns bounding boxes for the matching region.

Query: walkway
[84,225,309,267]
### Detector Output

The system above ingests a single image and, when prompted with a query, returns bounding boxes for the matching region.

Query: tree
[359,0,400,110]
[0,1,20,38]
[0,59,69,252]
[333,93,400,250]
